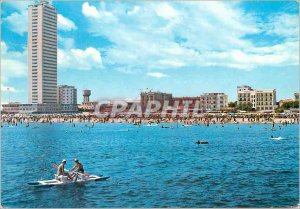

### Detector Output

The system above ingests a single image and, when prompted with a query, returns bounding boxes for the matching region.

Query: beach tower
[83,90,91,102]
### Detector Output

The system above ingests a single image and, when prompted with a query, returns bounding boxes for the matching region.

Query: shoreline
[1,116,298,125]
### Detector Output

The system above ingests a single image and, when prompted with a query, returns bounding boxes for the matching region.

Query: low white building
[19,104,60,114]
[237,85,276,112]
[59,104,79,113]
[58,85,77,105]
[78,101,98,111]
[2,103,78,114]
[2,102,22,114]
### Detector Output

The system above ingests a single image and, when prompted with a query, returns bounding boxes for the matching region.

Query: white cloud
[2,40,101,87]
[155,3,178,20]
[82,1,298,72]
[4,11,28,35]
[57,14,77,31]
[5,3,77,35]
[146,72,168,78]
[158,59,185,68]
[58,36,75,49]
[82,2,101,18]
[58,47,103,70]
[266,13,298,40]
[6,12,78,35]
[1,42,28,83]
[5,1,34,12]
[1,42,26,96]
[1,84,17,92]
[127,6,140,15]
[82,2,117,22]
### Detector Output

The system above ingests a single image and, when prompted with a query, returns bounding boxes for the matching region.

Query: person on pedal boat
[57,159,73,180]
[70,159,85,174]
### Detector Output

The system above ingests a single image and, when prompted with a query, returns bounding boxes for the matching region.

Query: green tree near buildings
[281,101,299,109]
[275,107,284,113]
[276,101,299,113]
[228,101,237,108]
[237,102,253,111]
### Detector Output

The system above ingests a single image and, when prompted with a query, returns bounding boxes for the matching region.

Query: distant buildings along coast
[140,91,228,114]
[1,0,298,115]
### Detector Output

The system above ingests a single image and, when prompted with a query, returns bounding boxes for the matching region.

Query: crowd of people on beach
[1,113,298,127]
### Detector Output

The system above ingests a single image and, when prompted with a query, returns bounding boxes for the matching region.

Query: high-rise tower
[28,0,57,104]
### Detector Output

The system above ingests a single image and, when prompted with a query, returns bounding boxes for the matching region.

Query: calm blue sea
[1,122,299,208]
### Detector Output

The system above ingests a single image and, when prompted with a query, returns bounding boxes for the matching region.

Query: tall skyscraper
[28,0,57,104]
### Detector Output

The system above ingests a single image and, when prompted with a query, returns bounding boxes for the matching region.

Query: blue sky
[1,1,299,103]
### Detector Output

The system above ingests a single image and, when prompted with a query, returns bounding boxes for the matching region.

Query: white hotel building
[28,0,57,104]
[237,85,277,112]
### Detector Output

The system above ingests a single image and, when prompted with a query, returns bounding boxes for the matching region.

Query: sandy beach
[1,113,298,126]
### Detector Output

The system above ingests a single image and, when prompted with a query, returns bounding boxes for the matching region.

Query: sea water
[1,123,298,207]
